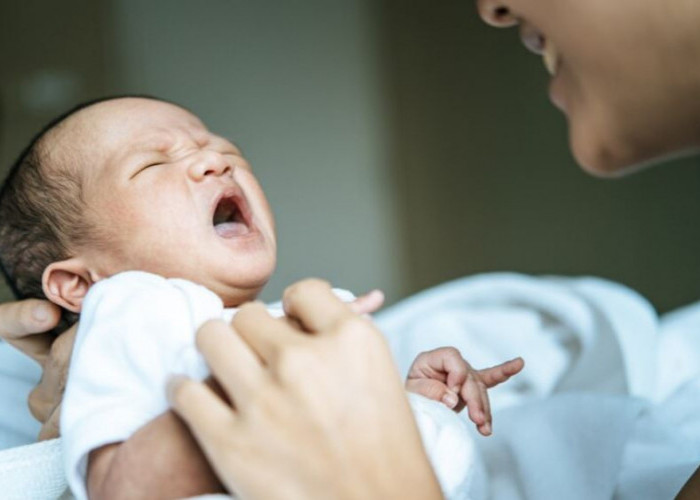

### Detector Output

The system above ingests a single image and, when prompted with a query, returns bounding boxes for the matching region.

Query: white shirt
[61,271,481,500]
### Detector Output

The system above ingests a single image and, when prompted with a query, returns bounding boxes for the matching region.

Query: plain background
[2,0,699,313]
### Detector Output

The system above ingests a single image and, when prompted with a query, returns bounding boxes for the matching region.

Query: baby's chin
[215,278,271,308]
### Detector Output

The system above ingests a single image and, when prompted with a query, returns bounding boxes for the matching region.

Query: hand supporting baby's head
[0,96,278,332]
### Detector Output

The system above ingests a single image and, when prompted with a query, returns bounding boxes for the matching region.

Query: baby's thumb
[406,379,459,409]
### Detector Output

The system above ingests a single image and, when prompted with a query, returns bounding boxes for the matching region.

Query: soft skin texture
[0,300,68,440]
[406,348,524,436]
[169,279,444,500]
[476,0,700,175]
[8,0,700,495]
[42,98,278,313]
[478,0,700,496]
[84,288,389,500]
[6,97,514,499]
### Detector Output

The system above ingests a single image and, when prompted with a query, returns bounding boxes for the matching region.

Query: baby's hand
[405,347,524,436]
[348,289,385,316]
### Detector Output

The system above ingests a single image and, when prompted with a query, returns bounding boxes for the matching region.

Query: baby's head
[0,96,277,330]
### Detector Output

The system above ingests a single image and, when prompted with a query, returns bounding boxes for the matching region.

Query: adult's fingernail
[32,304,51,323]
[442,392,459,408]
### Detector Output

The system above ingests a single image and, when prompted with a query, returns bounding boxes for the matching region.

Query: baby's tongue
[215,222,249,238]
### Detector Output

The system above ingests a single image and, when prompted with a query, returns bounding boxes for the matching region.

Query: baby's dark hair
[0,94,166,334]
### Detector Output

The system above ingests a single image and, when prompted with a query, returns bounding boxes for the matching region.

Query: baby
[0,96,523,499]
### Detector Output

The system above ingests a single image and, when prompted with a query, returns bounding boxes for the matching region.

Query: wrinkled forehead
[46,98,208,175]
[74,99,207,150]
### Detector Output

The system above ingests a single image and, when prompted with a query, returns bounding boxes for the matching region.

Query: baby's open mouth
[212,194,251,238]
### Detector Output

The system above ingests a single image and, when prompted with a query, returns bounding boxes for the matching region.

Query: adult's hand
[0,299,73,440]
[169,279,443,500]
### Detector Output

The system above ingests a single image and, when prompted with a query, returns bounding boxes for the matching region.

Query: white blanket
[374,272,700,499]
[1,272,700,499]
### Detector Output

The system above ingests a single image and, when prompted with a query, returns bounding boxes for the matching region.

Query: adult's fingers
[28,323,77,422]
[37,404,61,441]
[168,376,236,442]
[0,300,61,363]
[282,279,353,333]
[0,299,60,339]
[195,319,267,405]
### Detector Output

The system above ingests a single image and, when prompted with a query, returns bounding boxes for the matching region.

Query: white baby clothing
[61,271,482,500]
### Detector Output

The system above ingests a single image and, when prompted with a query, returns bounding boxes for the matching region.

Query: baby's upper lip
[210,184,254,230]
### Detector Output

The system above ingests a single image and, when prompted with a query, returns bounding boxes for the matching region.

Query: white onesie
[61,271,484,500]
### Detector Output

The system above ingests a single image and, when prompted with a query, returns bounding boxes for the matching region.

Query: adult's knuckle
[28,388,47,421]
[170,378,197,408]
[284,278,331,300]
[277,345,315,380]
[337,315,373,339]
[195,319,230,351]
[52,334,73,360]
[232,302,266,325]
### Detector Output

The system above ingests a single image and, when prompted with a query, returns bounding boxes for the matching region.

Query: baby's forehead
[79,99,206,139]
[41,99,209,180]
[61,99,208,154]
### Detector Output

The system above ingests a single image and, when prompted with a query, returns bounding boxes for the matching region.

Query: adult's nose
[476,0,519,28]
[188,151,232,181]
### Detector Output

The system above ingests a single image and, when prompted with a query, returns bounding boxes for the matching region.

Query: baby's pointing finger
[478,357,525,388]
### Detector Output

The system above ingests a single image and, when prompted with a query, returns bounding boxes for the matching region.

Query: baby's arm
[87,289,381,499]
[406,347,524,435]
[87,407,224,499]
[60,273,234,499]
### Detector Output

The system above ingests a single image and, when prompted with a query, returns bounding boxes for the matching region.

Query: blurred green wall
[376,0,700,312]
[2,0,700,313]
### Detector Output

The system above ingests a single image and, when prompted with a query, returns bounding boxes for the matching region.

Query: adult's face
[476,0,700,176]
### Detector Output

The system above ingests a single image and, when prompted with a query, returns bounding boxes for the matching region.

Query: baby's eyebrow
[130,134,177,153]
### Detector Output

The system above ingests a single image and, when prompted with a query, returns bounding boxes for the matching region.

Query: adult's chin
[566,105,653,178]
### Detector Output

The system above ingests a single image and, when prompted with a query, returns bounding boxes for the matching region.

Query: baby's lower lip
[215,221,251,238]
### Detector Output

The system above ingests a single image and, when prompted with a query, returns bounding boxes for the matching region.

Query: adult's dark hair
[0,94,166,334]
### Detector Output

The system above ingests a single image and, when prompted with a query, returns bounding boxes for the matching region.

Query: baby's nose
[476,0,518,28]
[188,151,232,180]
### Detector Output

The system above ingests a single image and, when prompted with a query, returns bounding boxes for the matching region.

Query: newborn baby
[0,96,522,499]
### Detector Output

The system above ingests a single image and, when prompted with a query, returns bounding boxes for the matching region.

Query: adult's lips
[520,22,560,76]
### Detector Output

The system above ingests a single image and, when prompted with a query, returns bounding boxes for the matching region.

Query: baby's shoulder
[87,271,219,303]
[83,271,223,322]
[88,270,171,296]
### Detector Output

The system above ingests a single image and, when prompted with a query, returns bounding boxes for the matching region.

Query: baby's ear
[42,258,96,313]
